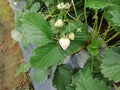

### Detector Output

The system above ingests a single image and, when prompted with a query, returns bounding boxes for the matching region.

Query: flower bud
[77,28,82,32]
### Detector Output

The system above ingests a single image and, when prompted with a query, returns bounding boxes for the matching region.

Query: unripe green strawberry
[59,37,70,50]
[68,33,75,40]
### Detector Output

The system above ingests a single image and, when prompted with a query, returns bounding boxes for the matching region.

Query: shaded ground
[0,0,33,90]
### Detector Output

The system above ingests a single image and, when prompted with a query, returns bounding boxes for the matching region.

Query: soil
[0,0,33,90]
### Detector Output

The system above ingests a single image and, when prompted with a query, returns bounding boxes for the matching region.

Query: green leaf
[11,29,23,41]
[41,0,54,5]
[86,0,111,9]
[111,46,120,54]
[30,2,41,12]
[100,48,120,82]
[33,68,50,83]
[53,65,72,90]
[62,22,89,54]
[16,63,31,75]
[104,1,120,32]
[72,69,110,90]
[84,58,101,74]
[26,0,33,9]
[109,5,120,27]
[30,43,67,68]
[66,86,75,90]
[19,12,53,48]
[87,40,103,56]
[61,22,86,34]
[106,0,120,5]
[72,68,92,85]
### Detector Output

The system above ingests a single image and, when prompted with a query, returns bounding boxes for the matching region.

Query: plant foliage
[33,68,50,83]
[30,43,67,68]
[86,0,111,9]
[11,0,120,89]
[72,69,111,90]
[53,65,72,90]
[16,62,31,75]
[101,47,120,82]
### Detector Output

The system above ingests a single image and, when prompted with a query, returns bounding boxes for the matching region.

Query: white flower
[54,19,64,27]
[65,3,71,9]
[57,2,65,9]
[11,30,23,41]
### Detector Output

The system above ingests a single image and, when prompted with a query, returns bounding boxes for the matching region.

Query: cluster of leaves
[12,0,120,90]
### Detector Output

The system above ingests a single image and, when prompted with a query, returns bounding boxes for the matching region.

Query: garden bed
[0,0,33,89]
[9,0,120,90]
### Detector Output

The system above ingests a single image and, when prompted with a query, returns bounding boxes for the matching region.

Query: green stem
[67,12,76,20]
[91,9,98,41]
[97,55,101,61]
[58,0,60,3]
[84,0,87,25]
[70,23,79,29]
[71,0,78,18]
[102,24,111,40]
[113,84,119,90]
[91,56,94,72]
[105,32,119,43]
[78,11,93,21]
[95,10,98,33]
[76,0,82,6]
[110,42,120,47]
[96,12,104,37]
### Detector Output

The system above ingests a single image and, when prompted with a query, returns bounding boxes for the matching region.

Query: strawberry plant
[11,0,120,90]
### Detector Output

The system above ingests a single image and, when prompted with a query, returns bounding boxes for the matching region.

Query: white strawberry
[13,2,17,6]
[54,19,64,27]
[68,33,75,40]
[59,37,70,50]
